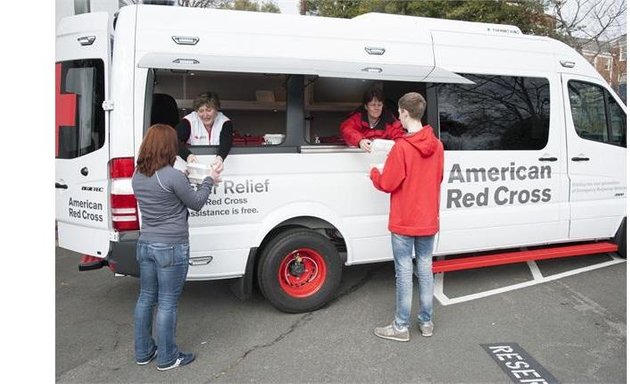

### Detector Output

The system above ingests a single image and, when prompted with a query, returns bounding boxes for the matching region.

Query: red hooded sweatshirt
[370,125,444,236]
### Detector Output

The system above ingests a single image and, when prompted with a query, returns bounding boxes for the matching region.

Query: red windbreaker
[340,109,405,147]
[370,126,444,236]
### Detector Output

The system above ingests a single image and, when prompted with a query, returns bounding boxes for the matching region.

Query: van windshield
[55,59,105,159]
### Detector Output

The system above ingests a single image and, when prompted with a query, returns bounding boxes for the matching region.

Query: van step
[433,242,618,273]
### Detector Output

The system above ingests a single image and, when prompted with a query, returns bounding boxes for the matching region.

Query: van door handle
[55,182,68,189]
[81,167,89,176]
[538,157,557,162]
[571,156,590,162]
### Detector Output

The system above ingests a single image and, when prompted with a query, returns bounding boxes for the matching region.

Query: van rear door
[55,12,112,257]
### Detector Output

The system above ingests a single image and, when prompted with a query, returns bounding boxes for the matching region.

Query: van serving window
[153,69,288,147]
[303,76,428,145]
[438,74,550,151]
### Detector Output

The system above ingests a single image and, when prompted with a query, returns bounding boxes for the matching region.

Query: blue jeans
[134,240,189,366]
[391,233,435,331]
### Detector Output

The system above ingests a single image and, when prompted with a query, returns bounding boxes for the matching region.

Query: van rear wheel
[257,228,342,313]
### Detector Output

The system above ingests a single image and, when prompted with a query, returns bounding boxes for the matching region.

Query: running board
[433,242,618,273]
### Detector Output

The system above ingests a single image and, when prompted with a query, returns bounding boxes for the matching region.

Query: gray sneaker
[419,321,434,337]
[374,322,410,342]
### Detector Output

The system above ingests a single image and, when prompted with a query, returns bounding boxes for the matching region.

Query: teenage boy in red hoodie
[370,92,444,342]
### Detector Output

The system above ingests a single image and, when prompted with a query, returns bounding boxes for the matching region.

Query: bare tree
[547,0,627,60]
[178,0,279,12]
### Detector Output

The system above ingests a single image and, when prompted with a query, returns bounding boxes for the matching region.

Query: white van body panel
[56,5,626,291]
[184,151,389,274]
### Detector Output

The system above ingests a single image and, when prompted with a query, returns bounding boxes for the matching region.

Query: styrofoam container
[186,162,214,184]
[264,134,285,145]
[369,139,395,171]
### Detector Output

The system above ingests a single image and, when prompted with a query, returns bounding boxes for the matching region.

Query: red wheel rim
[278,248,327,298]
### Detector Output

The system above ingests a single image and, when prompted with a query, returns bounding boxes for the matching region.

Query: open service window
[151,69,288,147]
[303,76,429,145]
[139,52,472,149]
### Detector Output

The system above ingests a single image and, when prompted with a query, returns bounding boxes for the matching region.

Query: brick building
[579,34,627,102]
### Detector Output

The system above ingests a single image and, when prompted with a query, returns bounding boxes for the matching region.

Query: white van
[55,4,626,313]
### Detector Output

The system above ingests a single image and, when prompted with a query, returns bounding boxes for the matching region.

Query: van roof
[353,12,523,36]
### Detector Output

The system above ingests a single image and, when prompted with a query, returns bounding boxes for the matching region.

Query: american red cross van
[55,4,627,313]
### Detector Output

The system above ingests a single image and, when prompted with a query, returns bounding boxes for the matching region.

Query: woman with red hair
[132,124,220,371]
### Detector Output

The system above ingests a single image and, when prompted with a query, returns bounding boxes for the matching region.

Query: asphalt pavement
[56,246,626,383]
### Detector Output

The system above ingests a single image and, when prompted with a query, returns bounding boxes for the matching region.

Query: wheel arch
[253,202,350,262]
[233,203,350,303]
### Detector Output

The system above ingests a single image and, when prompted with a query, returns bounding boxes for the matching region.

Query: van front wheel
[257,229,342,313]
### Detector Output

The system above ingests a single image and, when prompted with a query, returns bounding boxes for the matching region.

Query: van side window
[568,81,627,148]
[153,70,287,146]
[437,75,550,151]
[55,60,106,159]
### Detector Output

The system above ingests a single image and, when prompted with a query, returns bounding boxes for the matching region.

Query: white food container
[186,162,215,184]
[264,134,285,145]
[369,139,395,171]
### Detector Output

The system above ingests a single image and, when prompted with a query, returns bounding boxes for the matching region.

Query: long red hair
[136,124,178,177]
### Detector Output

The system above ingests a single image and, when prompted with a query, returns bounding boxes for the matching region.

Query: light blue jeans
[134,240,189,367]
[391,233,435,331]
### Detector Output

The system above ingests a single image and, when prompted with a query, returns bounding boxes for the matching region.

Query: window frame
[567,79,627,148]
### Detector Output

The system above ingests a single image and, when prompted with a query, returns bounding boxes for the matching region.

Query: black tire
[614,217,626,258]
[257,228,342,313]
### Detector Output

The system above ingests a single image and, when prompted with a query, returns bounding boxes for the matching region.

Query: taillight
[110,157,139,231]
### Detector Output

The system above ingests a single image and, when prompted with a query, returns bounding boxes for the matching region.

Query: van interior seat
[151,93,180,128]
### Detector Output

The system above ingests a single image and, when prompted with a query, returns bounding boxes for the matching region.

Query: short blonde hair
[398,92,426,121]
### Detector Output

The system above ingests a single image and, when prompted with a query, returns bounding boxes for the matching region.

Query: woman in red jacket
[339,86,405,152]
[370,92,444,342]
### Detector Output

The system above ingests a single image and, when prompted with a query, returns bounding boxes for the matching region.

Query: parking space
[436,253,625,305]
[56,246,626,383]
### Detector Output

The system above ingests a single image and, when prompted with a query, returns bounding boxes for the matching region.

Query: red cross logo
[55,63,77,157]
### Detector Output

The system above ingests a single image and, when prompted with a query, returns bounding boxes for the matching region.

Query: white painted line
[528,260,544,280]
[435,256,625,306]
[433,272,451,306]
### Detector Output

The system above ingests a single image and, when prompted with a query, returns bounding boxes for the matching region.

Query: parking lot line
[434,254,625,306]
